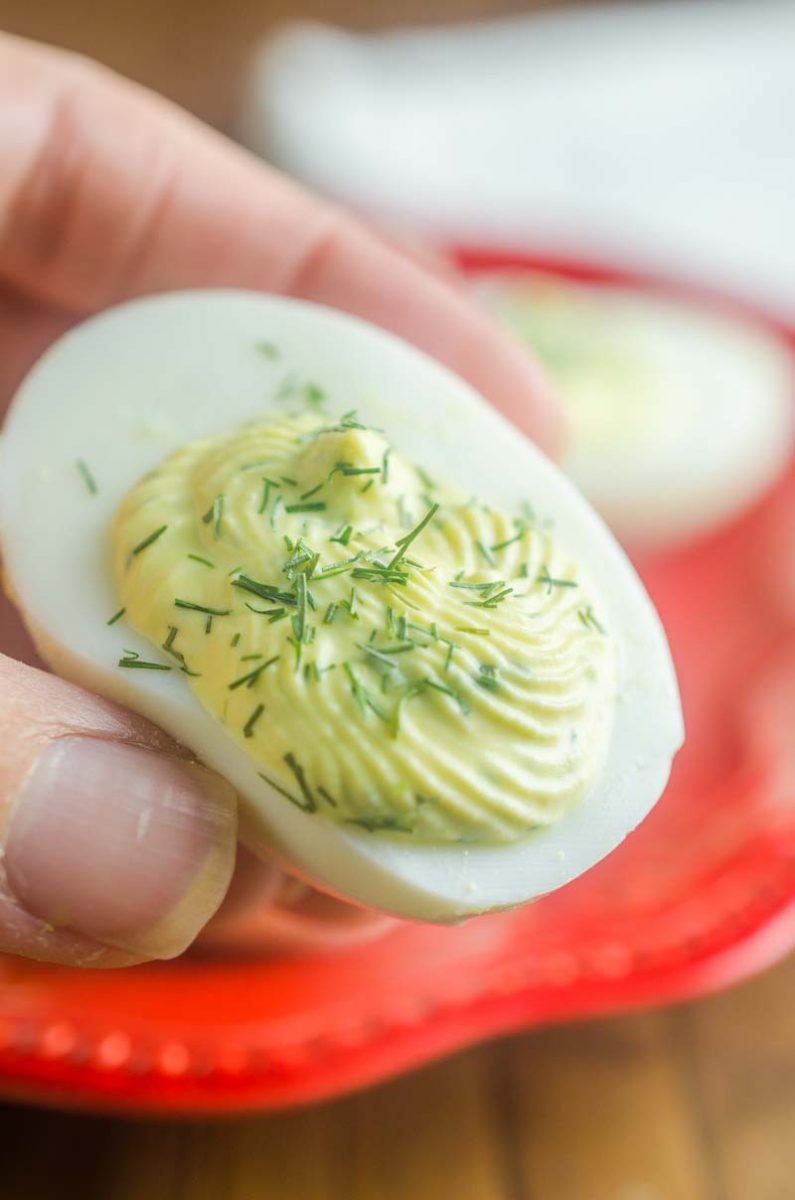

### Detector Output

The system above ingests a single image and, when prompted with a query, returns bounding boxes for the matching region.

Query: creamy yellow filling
[114,411,615,844]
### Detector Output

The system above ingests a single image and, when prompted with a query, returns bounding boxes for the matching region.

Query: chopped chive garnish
[280,476,298,487]
[324,601,339,625]
[578,606,606,634]
[382,448,391,485]
[387,503,439,569]
[201,495,225,539]
[258,478,279,514]
[283,753,316,811]
[416,466,436,491]
[240,653,263,661]
[344,662,389,722]
[330,524,353,546]
[243,703,265,738]
[317,786,338,808]
[266,607,288,623]
[188,553,216,569]
[357,642,403,669]
[476,540,495,566]
[232,575,297,606]
[76,460,98,495]
[449,579,504,592]
[118,655,171,671]
[442,639,457,671]
[204,614,213,635]
[491,529,527,552]
[285,501,326,514]
[256,340,280,360]
[174,599,231,616]
[300,480,326,501]
[351,565,409,586]
[519,563,530,578]
[477,663,500,691]
[231,632,241,648]
[163,626,178,653]
[537,567,577,593]
[228,655,280,690]
[455,626,490,636]
[257,771,302,809]
[467,587,513,609]
[360,479,374,494]
[291,573,308,645]
[107,607,126,626]
[336,464,380,477]
[426,678,470,715]
[131,524,168,556]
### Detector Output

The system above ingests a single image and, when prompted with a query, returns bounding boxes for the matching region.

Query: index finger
[0,34,562,455]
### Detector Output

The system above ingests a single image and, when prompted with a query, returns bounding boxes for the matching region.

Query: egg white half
[476,273,795,548]
[0,292,683,921]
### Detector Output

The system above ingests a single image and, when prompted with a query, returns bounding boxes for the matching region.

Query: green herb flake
[243,703,265,738]
[228,654,280,691]
[107,607,126,626]
[76,459,98,496]
[283,752,316,812]
[537,566,578,593]
[174,599,231,616]
[387,503,439,569]
[188,553,216,569]
[578,606,606,634]
[131,524,168,557]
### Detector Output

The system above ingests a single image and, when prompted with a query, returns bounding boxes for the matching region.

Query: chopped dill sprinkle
[371,641,415,655]
[283,753,316,811]
[291,573,308,645]
[228,654,280,690]
[243,703,265,738]
[240,653,263,661]
[232,575,296,606]
[335,463,381,477]
[449,579,504,592]
[344,662,388,722]
[416,466,436,491]
[107,607,126,626]
[330,524,353,546]
[131,524,168,556]
[357,642,404,669]
[477,663,499,691]
[537,567,578,593]
[386,606,395,635]
[286,501,326,513]
[388,503,439,569]
[76,459,98,495]
[519,563,530,578]
[382,448,391,484]
[466,587,513,609]
[118,654,171,671]
[397,613,407,641]
[304,661,321,684]
[491,528,527,552]
[351,564,409,586]
[323,601,339,625]
[258,478,279,514]
[476,540,495,566]
[442,639,457,671]
[163,626,178,653]
[578,606,606,634]
[204,614,213,635]
[256,340,280,360]
[257,770,303,809]
[360,479,374,494]
[426,678,470,715]
[319,554,361,579]
[240,459,271,472]
[174,599,231,616]
[280,476,298,487]
[300,480,326,501]
[188,553,216,569]
[231,632,241,648]
[455,626,490,637]
[317,786,338,808]
[348,815,414,834]
[201,495,225,539]
[341,410,367,429]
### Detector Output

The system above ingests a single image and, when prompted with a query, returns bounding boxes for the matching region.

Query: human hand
[0,34,560,966]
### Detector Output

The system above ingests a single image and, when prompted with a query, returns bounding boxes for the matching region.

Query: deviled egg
[0,292,682,921]
[476,273,795,547]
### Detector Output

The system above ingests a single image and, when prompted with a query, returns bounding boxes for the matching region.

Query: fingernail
[4,737,237,959]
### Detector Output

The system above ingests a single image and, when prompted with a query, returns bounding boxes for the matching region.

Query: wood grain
[2,957,794,1199]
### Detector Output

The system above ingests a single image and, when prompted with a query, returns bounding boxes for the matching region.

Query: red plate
[1,251,793,1115]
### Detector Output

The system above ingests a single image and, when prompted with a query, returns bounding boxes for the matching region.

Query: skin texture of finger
[0,34,563,456]
[0,654,238,965]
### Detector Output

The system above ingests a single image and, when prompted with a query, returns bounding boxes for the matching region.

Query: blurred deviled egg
[0,292,682,921]
[476,272,795,548]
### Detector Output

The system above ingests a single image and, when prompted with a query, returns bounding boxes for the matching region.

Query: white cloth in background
[237,1,795,317]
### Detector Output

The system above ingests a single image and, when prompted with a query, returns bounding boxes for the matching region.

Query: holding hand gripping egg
[0,292,683,921]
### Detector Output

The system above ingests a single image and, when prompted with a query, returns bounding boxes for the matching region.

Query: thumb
[0,654,237,966]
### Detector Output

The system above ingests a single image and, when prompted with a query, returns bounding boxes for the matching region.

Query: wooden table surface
[0,1,793,1195]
